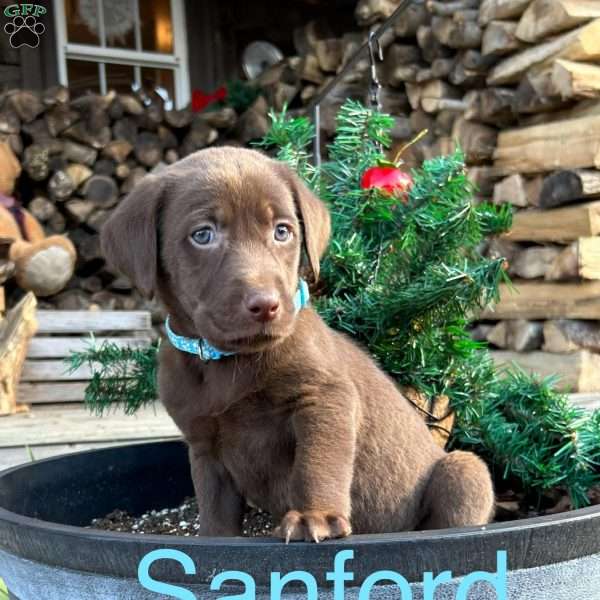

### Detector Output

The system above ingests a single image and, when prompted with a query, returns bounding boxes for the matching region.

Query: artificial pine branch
[453,368,600,508]
[68,340,159,415]
[257,107,318,189]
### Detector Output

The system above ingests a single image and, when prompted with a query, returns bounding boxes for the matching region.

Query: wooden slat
[21,360,94,382]
[482,281,600,319]
[17,382,90,404]
[35,310,151,334]
[27,336,152,358]
[491,350,600,392]
[0,64,20,83]
[0,441,136,471]
[0,404,180,448]
[504,201,600,242]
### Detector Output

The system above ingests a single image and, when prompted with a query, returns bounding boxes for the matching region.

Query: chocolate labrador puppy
[101,147,494,542]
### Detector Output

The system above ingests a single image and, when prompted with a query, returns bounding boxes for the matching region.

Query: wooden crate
[18,310,154,406]
[0,404,179,450]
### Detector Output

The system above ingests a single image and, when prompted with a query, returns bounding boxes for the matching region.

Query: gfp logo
[3,4,46,49]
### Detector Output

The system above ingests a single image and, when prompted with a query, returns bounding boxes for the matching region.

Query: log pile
[299,0,600,390]
[0,87,270,314]
[470,0,600,391]
[0,14,414,315]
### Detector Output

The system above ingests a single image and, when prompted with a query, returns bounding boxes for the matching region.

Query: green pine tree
[71,99,600,508]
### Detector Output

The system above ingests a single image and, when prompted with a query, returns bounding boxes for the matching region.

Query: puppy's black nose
[244,291,280,322]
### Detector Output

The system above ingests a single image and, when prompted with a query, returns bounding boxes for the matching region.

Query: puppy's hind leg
[419,451,494,530]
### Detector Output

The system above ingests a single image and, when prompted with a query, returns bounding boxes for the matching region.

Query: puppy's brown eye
[274,223,292,242]
[191,226,215,246]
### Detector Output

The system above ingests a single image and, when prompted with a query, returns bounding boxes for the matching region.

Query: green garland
[69,100,600,507]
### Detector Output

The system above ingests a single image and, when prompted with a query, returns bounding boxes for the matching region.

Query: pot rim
[1,440,599,584]
[1,494,599,546]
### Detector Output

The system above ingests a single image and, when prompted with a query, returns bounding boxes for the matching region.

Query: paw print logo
[4,15,45,49]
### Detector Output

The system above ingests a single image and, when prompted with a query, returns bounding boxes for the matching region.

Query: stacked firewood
[0,87,270,314]
[334,0,600,391]
[253,1,496,164]
[468,0,600,392]
[286,0,600,391]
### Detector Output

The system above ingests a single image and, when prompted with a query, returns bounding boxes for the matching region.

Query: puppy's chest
[216,394,297,505]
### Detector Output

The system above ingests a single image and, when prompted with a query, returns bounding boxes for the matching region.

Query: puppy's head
[101,147,330,353]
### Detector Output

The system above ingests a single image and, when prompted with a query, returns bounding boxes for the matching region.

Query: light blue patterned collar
[165,279,310,362]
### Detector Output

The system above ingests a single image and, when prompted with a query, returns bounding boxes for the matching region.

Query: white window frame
[53,0,190,108]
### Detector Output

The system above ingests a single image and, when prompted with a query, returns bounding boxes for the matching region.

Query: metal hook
[309,0,415,167]
[367,31,383,112]
[367,31,383,85]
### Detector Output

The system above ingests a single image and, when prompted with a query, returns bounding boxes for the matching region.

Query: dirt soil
[90,485,600,537]
[90,497,275,537]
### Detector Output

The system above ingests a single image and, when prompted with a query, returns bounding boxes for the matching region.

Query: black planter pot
[1,441,600,600]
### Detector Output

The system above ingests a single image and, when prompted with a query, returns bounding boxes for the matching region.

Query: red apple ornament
[360,166,413,198]
[360,129,428,201]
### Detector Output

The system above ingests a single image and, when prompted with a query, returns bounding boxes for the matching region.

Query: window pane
[103,0,137,49]
[65,0,100,46]
[67,59,101,97]
[140,0,173,53]
[140,67,175,105]
[105,63,135,94]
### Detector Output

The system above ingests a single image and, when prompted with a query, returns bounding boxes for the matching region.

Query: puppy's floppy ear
[276,163,331,280]
[100,174,163,298]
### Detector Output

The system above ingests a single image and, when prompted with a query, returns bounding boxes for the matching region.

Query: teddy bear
[0,141,76,297]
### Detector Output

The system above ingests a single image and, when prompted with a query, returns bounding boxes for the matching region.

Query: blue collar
[165,279,310,362]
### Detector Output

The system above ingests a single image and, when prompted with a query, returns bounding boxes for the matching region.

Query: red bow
[191,86,228,112]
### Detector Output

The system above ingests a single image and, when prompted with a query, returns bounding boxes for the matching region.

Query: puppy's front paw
[274,510,351,543]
